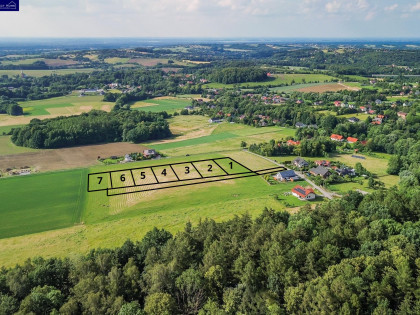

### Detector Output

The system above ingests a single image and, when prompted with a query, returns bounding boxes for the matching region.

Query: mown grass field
[0,151,310,267]
[204,73,338,89]
[0,169,86,239]
[131,97,191,113]
[149,122,296,157]
[0,124,23,135]
[0,136,40,156]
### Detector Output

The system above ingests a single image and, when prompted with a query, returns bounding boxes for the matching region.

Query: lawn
[131,97,191,113]
[0,169,86,239]
[204,74,338,89]
[0,151,309,267]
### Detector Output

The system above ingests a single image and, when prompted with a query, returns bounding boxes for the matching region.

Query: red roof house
[347,137,358,143]
[331,134,344,141]
[287,140,301,146]
[315,160,331,167]
[292,185,316,201]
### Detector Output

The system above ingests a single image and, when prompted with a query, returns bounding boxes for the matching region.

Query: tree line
[10,110,171,149]
[0,185,418,314]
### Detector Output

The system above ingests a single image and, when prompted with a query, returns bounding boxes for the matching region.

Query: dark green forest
[210,67,267,84]
[0,186,418,314]
[0,97,23,116]
[10,110,171,149]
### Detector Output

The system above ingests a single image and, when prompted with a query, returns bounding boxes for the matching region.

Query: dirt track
[0,142,148,172]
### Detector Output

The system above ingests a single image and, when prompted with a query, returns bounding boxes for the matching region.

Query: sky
[0,0,419,38]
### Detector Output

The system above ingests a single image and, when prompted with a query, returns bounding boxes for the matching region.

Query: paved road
[245,150,335,200]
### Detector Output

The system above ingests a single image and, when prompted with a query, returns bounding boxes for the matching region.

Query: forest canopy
[0,187,418,314]
[210,67,267,84]
[10,110,171,149]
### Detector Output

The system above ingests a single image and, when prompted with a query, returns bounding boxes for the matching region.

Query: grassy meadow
[0,150,310,267]
[0,169,86,239]
[0,69,96,78]
[0,136,40,156]
[204,73,338,89]
[131,97,191,113]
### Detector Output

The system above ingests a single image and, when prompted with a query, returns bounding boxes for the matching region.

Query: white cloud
[411,2,420,11]
[325,1,341,13]
[384,4,398,12]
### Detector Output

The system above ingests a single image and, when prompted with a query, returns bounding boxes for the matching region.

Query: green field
[0,69,97,78]
[0,151,310,267]
[18,93,108,116]
[0,124,24,135]
[270,82,330,93]
[150,122,296,156]
[0,169,86,239]
[152,132,237,150]
[204,74,338,89]
[132,97,192,113]
[0,136,40,156]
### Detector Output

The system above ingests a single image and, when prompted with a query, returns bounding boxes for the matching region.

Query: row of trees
[249,137,336,157]
[0,186,418,314]
[11,110,171,149]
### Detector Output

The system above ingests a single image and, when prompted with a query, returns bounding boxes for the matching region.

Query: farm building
[274,170,301,182]
[209,118,224,123]
[143,149,156,158]
[291,185,316,201]
[293,157,309,168]
[348,117,360,123]
[309,166,331,178]
[347,137,358,144]
[295,122,307,128]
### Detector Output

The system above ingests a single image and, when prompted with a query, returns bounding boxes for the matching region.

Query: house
[334,101,341,107]
[143,149,156,158]
[287,140,301,146]
[397,112,408,120]
[292,185,316,201]
[274,170,301,182]
[375,99,382,105]
[295,122,307,128]
[347,137,358,144]
[368,109,376,115]
[310,166,331,178]
[348,117,360,124]
[315,160,331,167]
[293,157,309,168]
[122,154,134,163]
[330,134,344,141]
[209,118,224,123]
[336,167,356,177]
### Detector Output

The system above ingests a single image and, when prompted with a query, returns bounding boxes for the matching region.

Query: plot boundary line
[87,157,286,196]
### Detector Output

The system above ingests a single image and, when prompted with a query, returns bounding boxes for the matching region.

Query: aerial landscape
[0,1,419,314]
